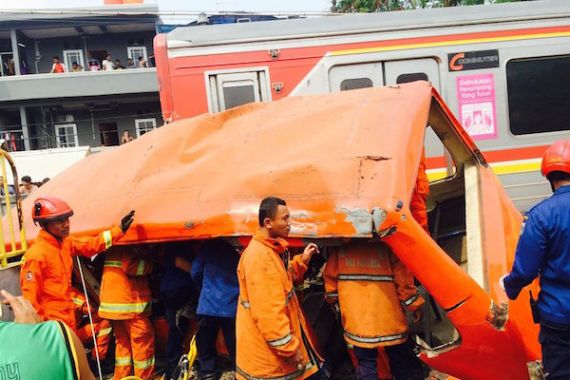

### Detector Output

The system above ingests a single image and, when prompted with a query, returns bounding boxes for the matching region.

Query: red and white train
[154,0,570,211]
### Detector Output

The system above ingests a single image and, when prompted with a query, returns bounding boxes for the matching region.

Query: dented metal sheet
[12,82,432,244]
[337,208,373,235]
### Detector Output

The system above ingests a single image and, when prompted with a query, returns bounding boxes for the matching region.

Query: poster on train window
[456,73,497,140]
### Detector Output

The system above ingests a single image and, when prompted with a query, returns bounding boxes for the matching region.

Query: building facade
[0,4,161,151]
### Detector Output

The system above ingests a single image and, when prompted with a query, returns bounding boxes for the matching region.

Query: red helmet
[541,140,570,178]
[32,196,74,224]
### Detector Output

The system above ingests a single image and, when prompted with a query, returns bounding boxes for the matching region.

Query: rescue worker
[324,240,425,380]
[159,242,196,379]
[501,140,570,380]
[99,245,155,379]
[70,287,113,362]
[411,149,430,234]
[191,238,240,379]
[20,196,133,354]
[236,196,322,380]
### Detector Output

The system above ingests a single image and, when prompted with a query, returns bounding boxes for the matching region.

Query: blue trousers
[196,315,236,378]
[161,286,193,378]
[354,338,424,380]
[540,321,570,380]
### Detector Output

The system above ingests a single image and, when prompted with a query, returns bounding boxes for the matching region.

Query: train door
[206,68,271,113]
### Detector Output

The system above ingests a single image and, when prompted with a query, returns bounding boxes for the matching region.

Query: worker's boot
[198,373,218,380]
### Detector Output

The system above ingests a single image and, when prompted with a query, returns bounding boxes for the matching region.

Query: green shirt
[0,320,78,380]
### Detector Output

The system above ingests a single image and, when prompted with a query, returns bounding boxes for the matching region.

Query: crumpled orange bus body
[13,82,539,379]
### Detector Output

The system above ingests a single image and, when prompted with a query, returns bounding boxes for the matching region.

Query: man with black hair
[19,175,38,196]
[20,196,134,363]
[502,140,570,380]
[236,196,322,380]
[192,238,239,380]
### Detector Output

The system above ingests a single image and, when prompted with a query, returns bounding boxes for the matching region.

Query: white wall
[6,146,91,184]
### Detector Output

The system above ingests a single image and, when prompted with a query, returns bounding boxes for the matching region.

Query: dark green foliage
[331,0,534,12]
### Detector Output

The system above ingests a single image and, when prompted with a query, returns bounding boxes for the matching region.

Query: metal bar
[9,29,20,76]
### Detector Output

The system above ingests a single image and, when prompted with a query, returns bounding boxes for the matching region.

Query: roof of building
[0,4,159,38]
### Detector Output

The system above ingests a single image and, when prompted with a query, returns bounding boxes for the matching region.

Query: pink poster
[456,73,498,140]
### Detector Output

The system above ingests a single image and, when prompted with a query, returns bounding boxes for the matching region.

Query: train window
[340,78,373,91]
[207,69,271,113]
[396,72,428,84]
[223,84,256,109]
[506,55,570,135]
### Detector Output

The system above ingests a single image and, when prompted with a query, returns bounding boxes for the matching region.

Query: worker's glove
[120,210,135,233]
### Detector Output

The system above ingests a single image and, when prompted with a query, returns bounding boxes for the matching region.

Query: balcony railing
[1,122,161,152]
[0,68,159,102]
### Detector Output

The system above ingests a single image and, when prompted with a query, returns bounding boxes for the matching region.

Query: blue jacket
[191,239,240,318]
[504,185,570,325]
[160,251,194,294]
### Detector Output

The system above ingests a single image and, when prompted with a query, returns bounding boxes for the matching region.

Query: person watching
[19,175,38,196]
[0,289,95,380]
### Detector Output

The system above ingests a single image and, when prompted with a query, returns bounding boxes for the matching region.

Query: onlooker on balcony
[71,62,83,72]
[137,56,148,68]
[19,176,38,196]
[0,176,15,197]
[121,130,134,144]
[127,58,136,69]
[88,58,100,71]
[50,57,66,73]
[102,54,115,71]
[114,59,125,70]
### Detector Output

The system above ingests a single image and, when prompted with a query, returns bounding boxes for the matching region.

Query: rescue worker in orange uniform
[20,196,133,355]
[236,196,322,380]
[324,240,425,380]
[70,287,113,361]
[99,245,155,379]
[410,149,430,234]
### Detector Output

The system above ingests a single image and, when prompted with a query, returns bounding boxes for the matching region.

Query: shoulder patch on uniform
[25,271,34,281]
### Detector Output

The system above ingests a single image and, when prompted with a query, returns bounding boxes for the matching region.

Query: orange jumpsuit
[324,240,424,348]
[236,232,322,380]
[99,247,155,380]
[411,150,430,233]
[20,227,123,330]
[70,287,113,361]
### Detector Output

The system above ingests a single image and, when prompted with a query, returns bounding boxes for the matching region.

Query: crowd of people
[0,139,569,380]
[50,53,150,74]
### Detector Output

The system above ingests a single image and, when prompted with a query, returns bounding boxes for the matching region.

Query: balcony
[0,68,158,103]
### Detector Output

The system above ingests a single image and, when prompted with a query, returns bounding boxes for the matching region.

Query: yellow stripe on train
[330,31,570,57]
[427,158,542,182]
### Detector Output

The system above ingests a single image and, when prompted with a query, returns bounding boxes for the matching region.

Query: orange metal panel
[10,82,540,378]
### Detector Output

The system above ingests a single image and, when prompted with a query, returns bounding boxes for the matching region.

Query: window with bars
[135,118,157,137]
[55,124,79,148]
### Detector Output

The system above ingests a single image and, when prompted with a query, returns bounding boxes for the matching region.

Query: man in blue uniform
[502,140,570,380]
[191,238,240,380]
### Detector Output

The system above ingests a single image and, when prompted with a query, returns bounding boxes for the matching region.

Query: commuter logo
[448,50,500,71]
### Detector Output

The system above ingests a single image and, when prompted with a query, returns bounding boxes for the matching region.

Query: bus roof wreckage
[11,81,541,379]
